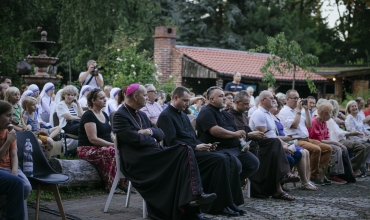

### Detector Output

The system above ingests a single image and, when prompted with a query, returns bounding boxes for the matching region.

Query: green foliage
[157,77,177,96]
[250,32,319,93]
[341,87,370,108]
[98,33,158,88]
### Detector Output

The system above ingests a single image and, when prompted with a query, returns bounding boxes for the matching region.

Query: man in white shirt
[141,84,162,125]
[279,89,332,185]
[248,90,298,200]
[78,60,104,89]
[249,91,276,138]
[307,96,316,118]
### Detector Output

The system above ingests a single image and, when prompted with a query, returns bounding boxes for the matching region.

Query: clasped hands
[138,129,152,136]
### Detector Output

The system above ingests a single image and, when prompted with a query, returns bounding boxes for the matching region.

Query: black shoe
[189,193,217,206]
[323,177,332,185]
[310,178,324,186]
[218,207,240,217]
[186,213,212,220]
[228,204,246,216]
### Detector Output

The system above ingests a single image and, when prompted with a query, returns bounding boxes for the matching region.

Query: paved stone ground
[28,175,370,220]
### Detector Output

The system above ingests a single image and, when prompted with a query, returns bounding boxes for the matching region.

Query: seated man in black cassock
[157,86,245,217]
[113,84,217,220]
[197,86,299,200]
[227,90,299,200]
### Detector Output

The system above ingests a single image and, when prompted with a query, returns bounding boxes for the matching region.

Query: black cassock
[113,104,204,220]
[157,105,244,214]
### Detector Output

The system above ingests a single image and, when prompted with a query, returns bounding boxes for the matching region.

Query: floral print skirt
[77,146,116,190]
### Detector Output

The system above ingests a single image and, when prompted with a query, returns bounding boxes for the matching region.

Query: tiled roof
[175,46,326,81]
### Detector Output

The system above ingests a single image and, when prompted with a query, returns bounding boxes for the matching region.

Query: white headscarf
[78,85,91,108]
[20,90,34,107]
[105,87,120,116]
[28,84,40,94]
[79,85,92,100]
[39,83,55,114]
[49,89,63,127]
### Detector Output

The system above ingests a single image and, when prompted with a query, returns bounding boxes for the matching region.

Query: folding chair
[17,131,69,220]
[104,112,147,218]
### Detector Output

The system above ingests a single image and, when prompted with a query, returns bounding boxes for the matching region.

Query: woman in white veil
[39,83,55,114]
[78,85,91,110]
[49,89,63,127]
[104,87,120,116]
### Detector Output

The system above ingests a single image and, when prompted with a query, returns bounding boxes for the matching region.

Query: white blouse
[345,114,370,136]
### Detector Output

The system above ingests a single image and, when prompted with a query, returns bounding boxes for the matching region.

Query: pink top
[308,116,329,141]
[140,101,163,123]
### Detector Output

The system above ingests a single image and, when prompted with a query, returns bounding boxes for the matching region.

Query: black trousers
[63,120,80,135]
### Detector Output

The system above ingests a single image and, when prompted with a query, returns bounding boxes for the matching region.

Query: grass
[27,187,106,202]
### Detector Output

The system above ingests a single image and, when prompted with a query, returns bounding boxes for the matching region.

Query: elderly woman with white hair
[56,85,83,135]
[309,100,354,183]
[328,99,370,178]
[345,100,370,177]
[246,86,255,106]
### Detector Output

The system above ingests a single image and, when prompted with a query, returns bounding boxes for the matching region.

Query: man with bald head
[0,83,9,100]
[224,72,246,94]
[113,84,216,220]
[196,86,260,195]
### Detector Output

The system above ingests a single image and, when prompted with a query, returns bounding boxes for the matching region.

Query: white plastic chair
[104,134,147,218]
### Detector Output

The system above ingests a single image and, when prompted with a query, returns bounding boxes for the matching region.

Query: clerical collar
[208,104,223,112]
[124,103,137,113]
[146,100,155,104]
[169,103,181,113]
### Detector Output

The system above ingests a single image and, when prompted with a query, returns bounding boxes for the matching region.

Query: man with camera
[279,89,332,186]
[78,60,104,89]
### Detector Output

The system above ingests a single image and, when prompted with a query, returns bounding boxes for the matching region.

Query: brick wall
[153,26,182,86]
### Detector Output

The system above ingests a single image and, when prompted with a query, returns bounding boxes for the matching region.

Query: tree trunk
[48,158,103,188]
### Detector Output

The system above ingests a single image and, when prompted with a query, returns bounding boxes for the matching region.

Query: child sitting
[21,96,61,158]
[0,100,32,200]
[4,87,27,132]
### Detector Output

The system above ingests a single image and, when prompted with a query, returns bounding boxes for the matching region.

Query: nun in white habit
[104,87,120,116]
[39,83,55,114]
[49,89,64,127]
[78,85,91,110]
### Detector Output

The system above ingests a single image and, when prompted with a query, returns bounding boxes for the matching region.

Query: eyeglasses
[226,97,234,101]
[288,97,299,100]
[263,97,275,101]
[206,86,223,99]
[147,90,157,94]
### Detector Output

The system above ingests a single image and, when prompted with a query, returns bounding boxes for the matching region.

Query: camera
[93,66,104,71]
[301,99,307,106]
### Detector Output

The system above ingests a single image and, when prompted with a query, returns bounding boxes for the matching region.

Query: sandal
[272,192,295,201]
[114,188,126,194]
[280,173,300,184]
[300,183,318,191]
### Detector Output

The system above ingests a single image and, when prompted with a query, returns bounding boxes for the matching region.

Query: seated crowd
[1,72,370,220]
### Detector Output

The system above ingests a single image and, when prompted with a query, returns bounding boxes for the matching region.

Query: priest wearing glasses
[113,84,216,220]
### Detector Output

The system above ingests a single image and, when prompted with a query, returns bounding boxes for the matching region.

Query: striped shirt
[69,107,77,117]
